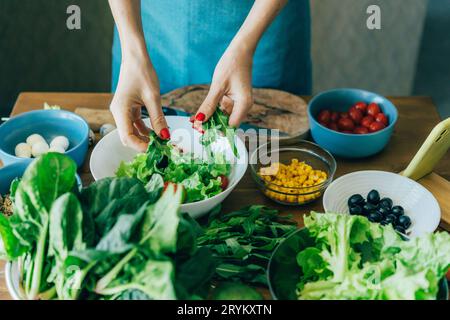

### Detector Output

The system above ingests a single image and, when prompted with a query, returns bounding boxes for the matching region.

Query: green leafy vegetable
[198,205,297,285]
[295,212,450,300]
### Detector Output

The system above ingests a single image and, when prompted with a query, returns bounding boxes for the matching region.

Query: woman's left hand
[195,46,254,128]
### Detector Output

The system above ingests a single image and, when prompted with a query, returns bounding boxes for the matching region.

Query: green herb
[116,131,231,203]
[295,212,450,300]
[198,205,297,285]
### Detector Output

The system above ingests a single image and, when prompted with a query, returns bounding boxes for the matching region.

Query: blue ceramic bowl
[308,89,398,158]
[0,110,89,167]
[0,162,82,195]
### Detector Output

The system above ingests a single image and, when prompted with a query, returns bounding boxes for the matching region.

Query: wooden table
[0,92,449,300]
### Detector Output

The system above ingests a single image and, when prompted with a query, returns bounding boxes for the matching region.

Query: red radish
[354,126,370,134]
[330,111,339,123]
[338,118,355,131]
[367,103,381,117]
[349,108,363,124]
[369,121,386,133]
[361,116,375,129]
[328,122,339,131]
[353,102,368,113]
[375,113,388,126]
[219,175,229,190]
[317,110,331,125]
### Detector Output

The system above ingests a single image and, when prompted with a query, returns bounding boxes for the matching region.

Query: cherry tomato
[375,113,388,126]
[446,268,450,281]
[317,110,331,125]
[340,112,350,119]
[219,175,229,190]
[367,103,381,117]
[369,121,386,133]
[349,108,363,124]
[354,126,370,134]
[361,116,375,129]
[328,122,339,131]
[353,102,368,114]
[330,111,340,123]
[338,118,355,131]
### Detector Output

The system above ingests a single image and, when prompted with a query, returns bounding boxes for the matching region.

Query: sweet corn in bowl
[250,141,336,205]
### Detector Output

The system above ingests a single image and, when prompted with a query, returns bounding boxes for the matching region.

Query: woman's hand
[110,54,170,152]
[195,45,254,128]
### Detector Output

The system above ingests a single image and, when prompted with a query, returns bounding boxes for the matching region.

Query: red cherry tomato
[330,111,339,123]
[375,113,388,126]
[340,112,350,119]
[361,116,375,129]
[328,122,339,131]
[369,121,386,133]
[353,102,368,114]
[317,110,331,125]
[354,126,370,134]
[367,103,381,117]
[349,108,363,125]
[338,118,355,131]
[219,175,229,190]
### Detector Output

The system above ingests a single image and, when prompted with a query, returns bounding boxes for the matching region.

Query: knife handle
[402,118,450,181]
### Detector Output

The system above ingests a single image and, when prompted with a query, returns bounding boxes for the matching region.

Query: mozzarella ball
[48,145,65,154]
[50,136,70,151]
[26,134,46,146]
[31,141,49,158]
[100,123,116,137]
[15,143,32,158]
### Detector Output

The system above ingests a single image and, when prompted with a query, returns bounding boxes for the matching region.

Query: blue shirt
[112,0,311,95]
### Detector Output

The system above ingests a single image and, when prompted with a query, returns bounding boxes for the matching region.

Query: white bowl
[323,170,441,237]
[90,116,248,218]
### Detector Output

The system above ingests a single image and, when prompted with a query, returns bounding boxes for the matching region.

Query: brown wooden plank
[1,92,448,300]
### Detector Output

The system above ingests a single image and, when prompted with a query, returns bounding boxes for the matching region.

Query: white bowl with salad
[90,114,248,218]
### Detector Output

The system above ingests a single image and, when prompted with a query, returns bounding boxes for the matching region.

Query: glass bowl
[250,140,337,206]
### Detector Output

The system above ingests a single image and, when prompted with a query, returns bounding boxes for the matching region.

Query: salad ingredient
[0,153,216,300]
[296,212,450,300]
[26,134,46,146]
[258,159,328,204]
[14,143,32,158]
[354,102,368,113]
[330,111,339,123]
[198,205,297,285]
[50,136,70,151]
[369,121,386,133]
[375,113,389,126]
[116,131,231,203]
[317,110,331,125]
[349,108,363,124]
[31,141,50,157]
[347,190,411,233]
[367,102,381,117]
[0,194,13,216]
[337,118,355,131]
[49,145,65,154]
[353,126,369,134]
[361,115,375,128]
[212,282,263,300]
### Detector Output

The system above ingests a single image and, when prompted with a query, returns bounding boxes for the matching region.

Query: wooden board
[418,173,450,230]
[0,92,449,300]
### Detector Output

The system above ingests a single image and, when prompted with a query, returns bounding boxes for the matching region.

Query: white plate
[90,116,248,218]
[323,170,441,237]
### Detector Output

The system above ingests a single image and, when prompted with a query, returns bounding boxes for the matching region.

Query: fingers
[220,96,234,115]
[143,94,170,140]
[110,99,149,152]
[229,95,253,128]
[196,86,223,122]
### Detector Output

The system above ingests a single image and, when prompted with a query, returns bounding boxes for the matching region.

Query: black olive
[379,198,393,209]
[363,203,377,214]
[397,215,412,229]
[394,225,406,234]
[381,215,395,226]
[156,155,169,169]
[367,190,380,205]
[368,212,382,223]
[377,206,390,217]
[348,194,365,207]
[349,205,363,216]
[391,206,405,217]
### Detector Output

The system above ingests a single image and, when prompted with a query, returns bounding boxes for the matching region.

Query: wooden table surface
[0,92,449,300]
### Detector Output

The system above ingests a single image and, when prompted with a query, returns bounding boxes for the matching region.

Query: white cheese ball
[26,134,46,146]
[50,136,70,151]
[15,143,32,158]
[31,141,49,158]
[49,145,65,154]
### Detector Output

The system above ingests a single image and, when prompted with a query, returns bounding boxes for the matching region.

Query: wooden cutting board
[417,173,450,230]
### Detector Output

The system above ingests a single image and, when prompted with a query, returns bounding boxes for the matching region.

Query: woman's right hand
[110,53,170,152]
